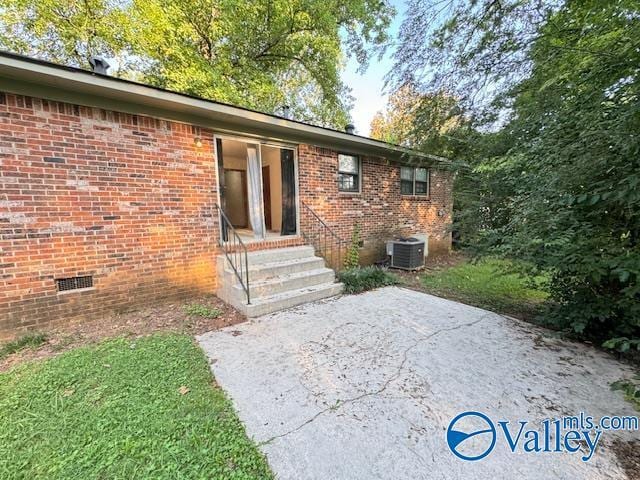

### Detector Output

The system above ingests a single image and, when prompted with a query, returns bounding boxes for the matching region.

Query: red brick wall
[0,93,220,338]
[298,145,453,265]
[0,93,452,338]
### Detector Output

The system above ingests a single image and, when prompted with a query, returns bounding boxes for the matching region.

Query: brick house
[0,52,453,337]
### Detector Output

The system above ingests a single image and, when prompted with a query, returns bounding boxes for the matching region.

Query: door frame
[213,133,299,242]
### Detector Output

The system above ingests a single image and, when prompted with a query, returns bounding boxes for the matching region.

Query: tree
[370,84,467,157]
[390,0,640,350]
[370,84,422,146]
[0,0,135,74]
[0,0,395,127]
[389,0,560,117]
[500,2,640,348]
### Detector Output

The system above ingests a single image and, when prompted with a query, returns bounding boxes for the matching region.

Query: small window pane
[338,173,358,191]
[415,181,428,194]
[338,154,358,173]
[415,168,428,182]
[401,180,414,195]
[400,167,414,181]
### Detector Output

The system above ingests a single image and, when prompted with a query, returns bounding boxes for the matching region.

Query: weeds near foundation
[184,303,222,319]
[0,333,48,360]
[343,224,361,269]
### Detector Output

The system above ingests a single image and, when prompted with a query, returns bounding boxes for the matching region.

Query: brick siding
[0,94,219,338]
[298,144,453,265]
[0,93,452,338]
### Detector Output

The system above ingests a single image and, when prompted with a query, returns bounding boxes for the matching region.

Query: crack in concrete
[257,315,489,446]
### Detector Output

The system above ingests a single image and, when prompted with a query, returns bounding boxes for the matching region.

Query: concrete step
[245,245,316,265]
[224,256,327,281]
[242,282,344,317]
[230,267,336,300]
[216,244,342,317]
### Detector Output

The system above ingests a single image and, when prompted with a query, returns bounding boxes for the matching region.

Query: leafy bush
[338,266,398,294]
[183,304,222,319]
[602,337,640,354]
[343,224,361,269]
[611,377,640,412]
[0,332,47,360]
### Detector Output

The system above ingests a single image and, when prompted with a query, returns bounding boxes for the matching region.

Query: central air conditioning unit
[386,237,425,270]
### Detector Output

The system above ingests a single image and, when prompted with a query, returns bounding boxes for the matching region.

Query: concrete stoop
[216,245,343,317]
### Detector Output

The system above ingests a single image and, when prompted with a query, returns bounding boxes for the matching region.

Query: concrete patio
[197,287,638,479]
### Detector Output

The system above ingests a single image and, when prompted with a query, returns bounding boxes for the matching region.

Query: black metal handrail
[300,200,346,272]
[214,203,250,304]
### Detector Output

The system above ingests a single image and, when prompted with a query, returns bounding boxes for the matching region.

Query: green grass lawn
[420,258,549,319]
[0,334,273,480]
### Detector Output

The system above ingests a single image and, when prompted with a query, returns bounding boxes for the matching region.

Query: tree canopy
[0,0,394,127]
[389,0,560,117]
[387,0,640,351]
[369,84,468,157]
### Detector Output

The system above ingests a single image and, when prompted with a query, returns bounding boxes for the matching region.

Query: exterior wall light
[194,137,203,148]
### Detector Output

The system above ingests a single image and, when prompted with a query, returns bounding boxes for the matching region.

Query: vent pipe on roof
[344,123,355,134]
[281,105,291,119]
[89,56,110,75]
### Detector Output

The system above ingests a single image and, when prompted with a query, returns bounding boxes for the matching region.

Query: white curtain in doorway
[246,145,265,239]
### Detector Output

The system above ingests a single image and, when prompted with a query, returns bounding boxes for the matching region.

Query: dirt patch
[612,439,640,480]
[0,295,245,372]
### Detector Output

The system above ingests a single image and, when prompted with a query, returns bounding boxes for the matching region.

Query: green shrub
[0,332,47,360]
[343,224,361,269]
[338,266,398,294]
[183,304,222,319]
[602,337,640,354]
[611,377,640,412]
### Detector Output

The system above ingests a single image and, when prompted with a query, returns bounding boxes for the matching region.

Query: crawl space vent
[56,275,93,292]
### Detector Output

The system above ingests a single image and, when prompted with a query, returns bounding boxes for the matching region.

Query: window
[338,154,360,192]
[400,167,414,194]
[415,167,429,194]
[400,166,429,196]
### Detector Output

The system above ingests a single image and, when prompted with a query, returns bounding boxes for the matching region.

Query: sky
[341,0,407,136]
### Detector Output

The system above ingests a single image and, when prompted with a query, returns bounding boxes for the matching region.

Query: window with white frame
[400,166,429,196]
[338,154,361,192]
